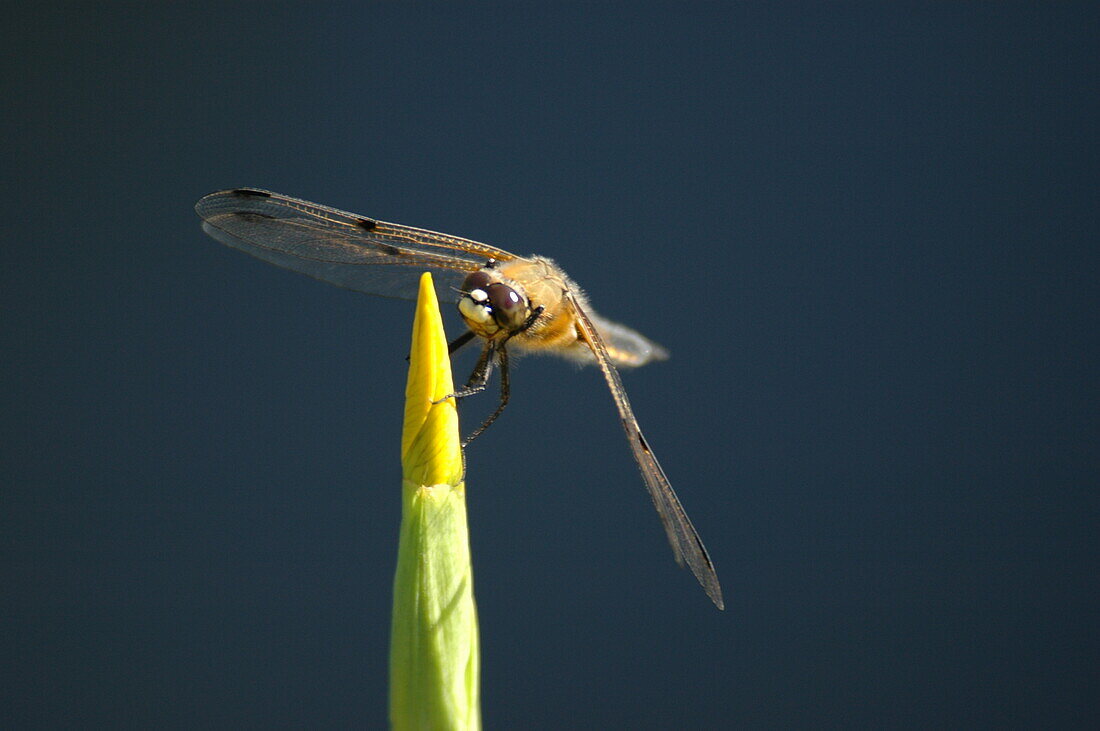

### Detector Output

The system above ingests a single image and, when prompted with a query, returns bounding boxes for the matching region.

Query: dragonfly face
[458,267,531,339]
[196,188,723,609]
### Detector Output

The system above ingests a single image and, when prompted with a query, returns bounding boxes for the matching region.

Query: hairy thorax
[494,256,587,353]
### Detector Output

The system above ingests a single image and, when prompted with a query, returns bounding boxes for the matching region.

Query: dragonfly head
[458,269,529,338]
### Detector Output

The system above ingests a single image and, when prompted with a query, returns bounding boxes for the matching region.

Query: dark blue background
[2,4,1097,727]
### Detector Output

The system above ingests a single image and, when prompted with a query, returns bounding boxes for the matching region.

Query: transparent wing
[195,188,521,300]
[570,294,724,609]
[576,312,670,369]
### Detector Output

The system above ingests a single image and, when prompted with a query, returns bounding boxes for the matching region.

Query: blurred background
[2,3,1096,727]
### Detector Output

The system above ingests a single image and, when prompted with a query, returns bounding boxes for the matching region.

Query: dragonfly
[196,188,723,609]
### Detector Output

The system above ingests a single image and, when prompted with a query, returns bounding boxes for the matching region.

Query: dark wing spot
[635,429,652,454]
[231,188,271,198]
[377,243,402,256]
[356,218,378,231]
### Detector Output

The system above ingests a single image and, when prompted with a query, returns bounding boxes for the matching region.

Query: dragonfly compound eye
[462,271,493,298]
[486,283,526,330]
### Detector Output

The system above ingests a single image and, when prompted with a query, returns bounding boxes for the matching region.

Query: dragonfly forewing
[196,188,507,300]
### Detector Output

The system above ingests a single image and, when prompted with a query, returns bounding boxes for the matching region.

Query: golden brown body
[469,256,665,368]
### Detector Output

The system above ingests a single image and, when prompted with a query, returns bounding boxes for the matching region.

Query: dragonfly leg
[516,305,545,336]
[435,341,495,404]
[455,307,539,442]
[463,345,510,446]
[447,330,477,355]
[442,305,538,441]
[407,330,477,364]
